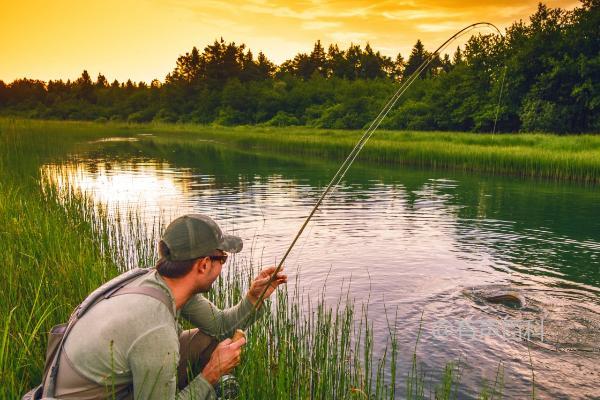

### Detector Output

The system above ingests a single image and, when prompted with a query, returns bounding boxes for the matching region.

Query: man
[53,214,287,399]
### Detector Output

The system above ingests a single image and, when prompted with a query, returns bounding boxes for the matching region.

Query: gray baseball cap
[161,214,243,261]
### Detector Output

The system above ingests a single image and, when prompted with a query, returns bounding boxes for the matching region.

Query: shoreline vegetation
[0,120,518,398]
[6,118,600,184]
[142,123,600,184]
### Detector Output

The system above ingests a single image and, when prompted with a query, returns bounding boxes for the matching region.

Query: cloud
[382,10,463,21]
[417,22,466,33]
[328,31,371,44]
[302,21,342,30]
[241,3,315,19]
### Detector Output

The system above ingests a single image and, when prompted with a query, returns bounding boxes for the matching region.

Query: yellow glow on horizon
[0,0,580,83]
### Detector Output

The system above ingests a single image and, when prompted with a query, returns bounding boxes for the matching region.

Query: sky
[0,0,580,84]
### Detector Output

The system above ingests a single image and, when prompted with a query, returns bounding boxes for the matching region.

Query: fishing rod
[252,22,505,309]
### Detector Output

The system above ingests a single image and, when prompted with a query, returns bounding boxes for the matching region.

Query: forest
[0,1,598,133]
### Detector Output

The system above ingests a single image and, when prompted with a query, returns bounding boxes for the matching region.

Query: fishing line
[253,22,505,309]
[492,66,507,134]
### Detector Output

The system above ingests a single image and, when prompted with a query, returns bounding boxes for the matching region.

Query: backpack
[22,267,173,400]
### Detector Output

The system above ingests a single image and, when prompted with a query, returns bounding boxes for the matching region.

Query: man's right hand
[201,337,246,385]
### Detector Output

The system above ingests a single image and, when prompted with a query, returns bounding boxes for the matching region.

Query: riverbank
[0,119,510,398]
[7,118,600,184]
[148,123,600,184]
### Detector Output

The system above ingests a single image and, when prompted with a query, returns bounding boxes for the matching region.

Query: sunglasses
[208,254,228,264]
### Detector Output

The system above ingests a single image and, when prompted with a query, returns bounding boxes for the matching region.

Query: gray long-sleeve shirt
[60,270,263,399]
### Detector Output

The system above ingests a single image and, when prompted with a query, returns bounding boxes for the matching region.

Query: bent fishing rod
[252,22,505,310]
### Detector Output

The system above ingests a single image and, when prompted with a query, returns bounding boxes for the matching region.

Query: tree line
[0,1,598,133]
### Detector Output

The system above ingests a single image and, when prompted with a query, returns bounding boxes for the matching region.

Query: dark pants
[177,329,219,389]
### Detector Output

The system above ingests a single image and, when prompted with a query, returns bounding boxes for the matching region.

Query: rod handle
[232,329,246,342]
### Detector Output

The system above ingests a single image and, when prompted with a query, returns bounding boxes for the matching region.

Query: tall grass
[139,123,600,184]
[0,118,511,399]
[0,119,127,396]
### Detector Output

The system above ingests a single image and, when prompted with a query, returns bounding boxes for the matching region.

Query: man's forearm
[181,295,265,339]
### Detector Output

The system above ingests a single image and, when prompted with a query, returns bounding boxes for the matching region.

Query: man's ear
[194,257,209,274]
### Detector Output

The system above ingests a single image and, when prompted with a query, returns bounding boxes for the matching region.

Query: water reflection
[41,141,600,399]
[42,161,195,211]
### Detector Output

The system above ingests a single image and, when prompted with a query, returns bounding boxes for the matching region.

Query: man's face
[197,249,227,292]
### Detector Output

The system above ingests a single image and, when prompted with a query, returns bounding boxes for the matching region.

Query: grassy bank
[1,118,513,399]
[10,118,600,184]
[139,123,600,184]
[4,118,600,183]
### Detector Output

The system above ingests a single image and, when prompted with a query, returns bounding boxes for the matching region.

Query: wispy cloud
[302,21,342,30]
[328,31,371,44]
[382,10,463,21]
[417,22,466,33]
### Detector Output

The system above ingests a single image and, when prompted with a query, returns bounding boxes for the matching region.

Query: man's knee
[178,329,218,389]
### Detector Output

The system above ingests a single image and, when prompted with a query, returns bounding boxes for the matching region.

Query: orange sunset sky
[1,0,580,83]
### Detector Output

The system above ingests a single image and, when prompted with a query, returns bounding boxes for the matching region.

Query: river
[42,135,599,399]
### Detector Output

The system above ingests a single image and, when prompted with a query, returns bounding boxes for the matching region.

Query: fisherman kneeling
[48,214,286,399]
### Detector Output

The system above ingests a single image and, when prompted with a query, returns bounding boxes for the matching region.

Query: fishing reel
[215,374,240,400]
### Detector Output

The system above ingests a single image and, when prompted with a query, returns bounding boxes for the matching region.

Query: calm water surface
[43,137,600,399]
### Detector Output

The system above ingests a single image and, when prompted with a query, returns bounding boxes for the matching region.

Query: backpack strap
[109,286,175,317]
[76,267,150,318]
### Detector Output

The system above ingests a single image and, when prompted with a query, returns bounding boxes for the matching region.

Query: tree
[452,46,463,65]
[392,53,405,81]
[202,38,246,86]
[441,54,452,73]
[256,52,275,79]
[96,73,108,88]
[345,44,362,80]
[404,40,427,79]
[76,70,94,102]
[309,40,327,77]
[240,50,260,81]
[359,43,391,79]
[6,79,46,107]
[167,46,203,84]
[0,80,8,106]
[288,53,314,80]
[326,44,350,78]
